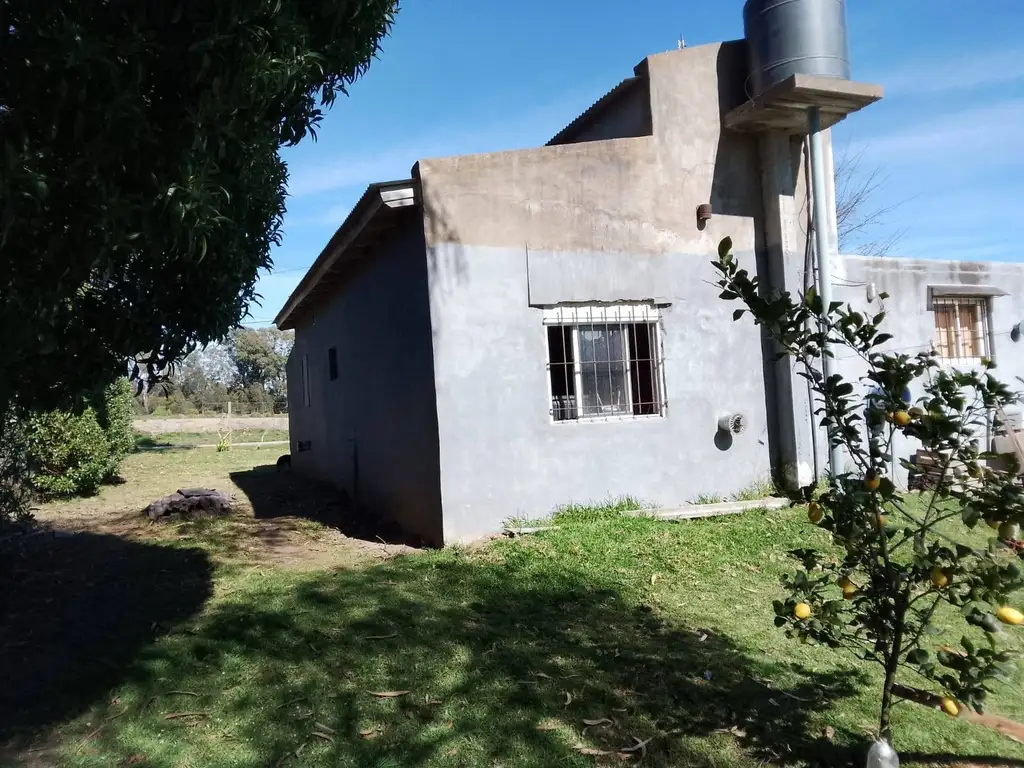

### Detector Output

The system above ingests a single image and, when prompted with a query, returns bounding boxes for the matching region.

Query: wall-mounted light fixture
[696,203,713,231]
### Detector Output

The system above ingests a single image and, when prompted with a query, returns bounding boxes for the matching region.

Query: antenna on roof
[677,35,686,49]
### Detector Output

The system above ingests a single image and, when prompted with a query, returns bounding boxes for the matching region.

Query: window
[328,347,338,381]
[933,297,989,364]
[544,304,666,422]
[301,354,311,407]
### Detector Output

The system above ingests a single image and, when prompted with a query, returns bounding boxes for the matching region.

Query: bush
[26,408,111,497]
[98,378,135,474]
[0,414,33,528]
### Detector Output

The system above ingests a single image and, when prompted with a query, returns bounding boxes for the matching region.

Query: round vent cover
[717,413,748,435]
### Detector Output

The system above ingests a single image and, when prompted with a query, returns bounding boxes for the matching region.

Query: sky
[246,0,1024,327]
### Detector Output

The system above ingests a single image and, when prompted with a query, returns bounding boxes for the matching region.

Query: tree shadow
[133,434,195,452]
[76,552,874,766]
[901,755,1024,767]
[230,465,425,547]
[0,532,213,747]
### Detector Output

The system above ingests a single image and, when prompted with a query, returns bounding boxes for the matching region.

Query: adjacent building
[275,40,1024,545]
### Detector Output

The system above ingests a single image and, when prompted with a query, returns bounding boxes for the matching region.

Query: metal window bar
[933,297,989,366]
[544,304,666,422]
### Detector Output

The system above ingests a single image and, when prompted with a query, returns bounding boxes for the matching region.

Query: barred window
[933,297,989,364]
[544,304,666,422]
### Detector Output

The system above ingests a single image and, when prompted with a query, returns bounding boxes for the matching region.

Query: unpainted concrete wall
[832,256,1024,487]
[417,42,786,540]
[286,219,443,543]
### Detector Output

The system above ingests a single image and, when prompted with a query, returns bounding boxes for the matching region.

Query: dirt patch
[134,416,288,434]
[32,447,417,571]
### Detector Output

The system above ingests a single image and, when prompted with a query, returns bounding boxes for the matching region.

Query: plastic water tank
[743,0,851,97]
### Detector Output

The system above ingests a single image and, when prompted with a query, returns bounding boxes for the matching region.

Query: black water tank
[743,0,851,97]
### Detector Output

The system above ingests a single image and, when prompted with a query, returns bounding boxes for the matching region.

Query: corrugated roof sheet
[546,77,642,146]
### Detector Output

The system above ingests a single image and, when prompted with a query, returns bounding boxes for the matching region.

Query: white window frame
[932,296,991,365]
[542,303,667,424]
[301,354,311,407]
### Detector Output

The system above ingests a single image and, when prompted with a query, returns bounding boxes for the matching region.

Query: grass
[2,454,1023,767]
[135,429,290,449]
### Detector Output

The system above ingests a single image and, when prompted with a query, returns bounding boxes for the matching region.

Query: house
[275,40,1024,545]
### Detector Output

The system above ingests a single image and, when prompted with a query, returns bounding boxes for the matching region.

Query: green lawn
[3,450,1023,767]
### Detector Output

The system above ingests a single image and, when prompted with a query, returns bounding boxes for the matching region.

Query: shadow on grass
[0,532,213,748]
[68,551,870,767]
[902,755,1024,767]
[231,465,423,547]
[133,434,195,452]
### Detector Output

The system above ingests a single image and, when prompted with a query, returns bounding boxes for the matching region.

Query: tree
[714,237,1023,745]
[833,146,904,258]
[0,0,398,420]
[227,327,292,398]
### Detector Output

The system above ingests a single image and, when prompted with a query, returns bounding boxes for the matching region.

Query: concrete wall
[416,42,797,541]
[832,256,1024,487]
[286,218,443,543]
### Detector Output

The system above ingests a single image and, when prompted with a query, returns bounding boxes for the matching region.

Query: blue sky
[247,0,1024,326]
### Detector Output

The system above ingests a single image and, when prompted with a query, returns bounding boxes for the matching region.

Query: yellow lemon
[986,518,1002,531]
[863,473,881,492]
[929,567,950,589]
[941,697,960,717]
[841,582,857,600]
[893,410,912,427]
[808,502,823,524]
[996,606,1024,626]
[794,602,812,620]
[875,514,889,528]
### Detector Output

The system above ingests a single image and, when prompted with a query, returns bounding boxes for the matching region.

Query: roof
[274,179,418,330]
[546,76,644,146]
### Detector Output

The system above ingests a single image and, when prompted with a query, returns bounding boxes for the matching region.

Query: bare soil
[32,447,416,570]
[134,416,288,434]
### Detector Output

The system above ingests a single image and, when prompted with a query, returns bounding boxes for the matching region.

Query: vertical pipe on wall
[808,107,842,476]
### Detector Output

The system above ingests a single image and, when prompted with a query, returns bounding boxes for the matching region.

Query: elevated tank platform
[725,73,883,134]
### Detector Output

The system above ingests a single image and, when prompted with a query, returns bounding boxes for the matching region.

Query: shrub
[26,407,111,496]
[98,378,136,475]
[0,413,33,528]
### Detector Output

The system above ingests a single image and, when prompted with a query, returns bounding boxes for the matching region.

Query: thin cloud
[849,99,1024,167]
[285,87,603,198]
[872,47,1024,95]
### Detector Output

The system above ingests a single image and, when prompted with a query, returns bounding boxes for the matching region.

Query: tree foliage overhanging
[0,0,398,414]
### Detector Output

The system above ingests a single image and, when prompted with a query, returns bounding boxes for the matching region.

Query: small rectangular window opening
[301,354,311,408]
[328,347,338,381]
[544,305,665,422]
[933,296,989,365]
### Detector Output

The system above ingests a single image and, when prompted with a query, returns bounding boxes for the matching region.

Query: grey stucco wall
[417,42,785,541]
[831,256,1024,487]
[425,244,774,540]
[286,218,443,544]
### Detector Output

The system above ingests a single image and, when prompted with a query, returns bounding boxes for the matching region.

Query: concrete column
[756,131,824,489]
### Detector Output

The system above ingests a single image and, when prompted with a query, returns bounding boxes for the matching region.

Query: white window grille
[933,297,989,365]
[301,354,311,407]
[543,304,666,422]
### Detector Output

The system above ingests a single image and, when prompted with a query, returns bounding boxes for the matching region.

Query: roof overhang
[274,179,418,330]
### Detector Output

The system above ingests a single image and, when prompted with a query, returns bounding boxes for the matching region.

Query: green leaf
[732,309,745,321]
[717,237,733,259]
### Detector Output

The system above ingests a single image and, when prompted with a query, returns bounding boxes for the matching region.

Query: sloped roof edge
[274,179,418,330]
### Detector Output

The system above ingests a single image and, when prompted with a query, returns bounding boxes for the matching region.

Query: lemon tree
[714,237,1024,740]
